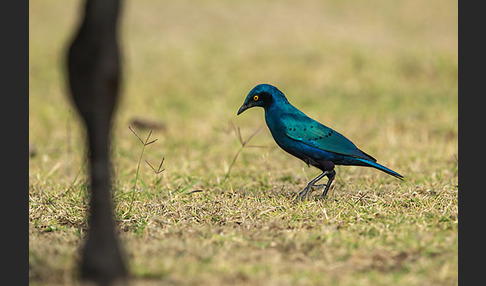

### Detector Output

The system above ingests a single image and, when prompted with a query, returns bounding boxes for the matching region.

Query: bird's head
[237,84,287,115]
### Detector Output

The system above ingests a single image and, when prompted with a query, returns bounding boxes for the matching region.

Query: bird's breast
[265,111,304,154]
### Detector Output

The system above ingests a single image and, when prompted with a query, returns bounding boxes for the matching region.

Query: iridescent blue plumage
[237,84,403,200]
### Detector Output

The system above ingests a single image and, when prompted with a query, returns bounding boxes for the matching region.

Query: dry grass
[29,0,457,285]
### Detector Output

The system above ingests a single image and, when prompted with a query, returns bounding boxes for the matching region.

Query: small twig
[129,126,158,146]
[128,126,144,144]
[127,126,157,214]
[186,189,203,195]
[225,123,264,179]
[146,157,166,191]
[233,123,244,145]
[146,157,165,174]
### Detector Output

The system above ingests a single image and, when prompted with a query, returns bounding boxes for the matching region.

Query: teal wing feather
[281,113,376,161]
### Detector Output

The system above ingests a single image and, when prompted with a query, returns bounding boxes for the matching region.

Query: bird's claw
[293,170,335,202]
[292,186,311,202]
[292,182,329,202]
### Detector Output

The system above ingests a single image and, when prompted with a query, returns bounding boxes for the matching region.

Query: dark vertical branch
[66,0,127,284]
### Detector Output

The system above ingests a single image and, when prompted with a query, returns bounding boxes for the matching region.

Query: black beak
[237,103,250,115]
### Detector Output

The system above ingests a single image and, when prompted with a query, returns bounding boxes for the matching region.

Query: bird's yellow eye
[253,95,259,101]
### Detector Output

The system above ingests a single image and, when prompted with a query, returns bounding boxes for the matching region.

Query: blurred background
[29,0,457,284]
[29,0,457,177]
[29,0,457,180]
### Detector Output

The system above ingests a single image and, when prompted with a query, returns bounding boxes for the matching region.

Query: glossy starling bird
[237,84,403,201]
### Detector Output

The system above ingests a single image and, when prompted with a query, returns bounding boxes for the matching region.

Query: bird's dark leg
[293,171,330,202]
[293,160,336,202]
[318,169,336,200]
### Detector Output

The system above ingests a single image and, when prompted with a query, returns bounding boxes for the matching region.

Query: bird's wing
[281,112,376,161]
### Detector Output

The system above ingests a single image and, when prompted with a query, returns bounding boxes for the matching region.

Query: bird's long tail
[356,158,404,180]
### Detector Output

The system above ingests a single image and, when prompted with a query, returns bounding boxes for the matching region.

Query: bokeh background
[30,0,457,284]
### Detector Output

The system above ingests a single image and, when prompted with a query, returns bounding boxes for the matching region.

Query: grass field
[29,0,458,285]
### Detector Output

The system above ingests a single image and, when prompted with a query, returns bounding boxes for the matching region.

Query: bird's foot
[293,182,328,202]
[292,185,312,202]
[293,170,335,202]
[318,173,335,200]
